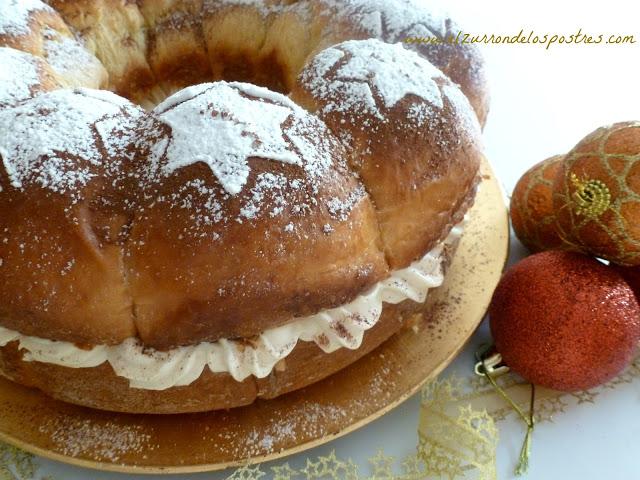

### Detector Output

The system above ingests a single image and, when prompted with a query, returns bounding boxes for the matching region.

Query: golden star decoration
[271,463,297,480]
[368,449,395,478]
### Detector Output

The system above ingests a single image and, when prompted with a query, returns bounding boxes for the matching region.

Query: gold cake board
[0,157,508,475]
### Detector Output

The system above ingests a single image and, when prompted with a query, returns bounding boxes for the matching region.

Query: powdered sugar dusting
[233,82,299,110]
[299,38,482,153]
[309,46,345,78]
[0,88,143,194]
[0,0,52,36]
[315,0,486,122]
[151,82,210,112]
[154,82,302,196]
[40,417,154,462]
[326,184,366,221]
[240,172,292,220]
[209,0,449,41]
[0,47,41,106]
[406,102,435,128]
[42,28,105,88]
[340,40,443,108]
[133,81,353,230]
[319,0,448,39]
[355,9,383,36]
[442,83,482,140]
[80,88,132,108]
[149,81,342,228]
[300,39,444,122]
[205,0,280,18]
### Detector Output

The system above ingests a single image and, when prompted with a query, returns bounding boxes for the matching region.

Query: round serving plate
[0,157,508,475]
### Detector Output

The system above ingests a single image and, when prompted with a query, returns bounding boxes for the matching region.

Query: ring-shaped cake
[0,0,487,413]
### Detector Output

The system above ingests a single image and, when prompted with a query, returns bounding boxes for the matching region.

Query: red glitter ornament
[612,265,640,302]
[489,251,640,391]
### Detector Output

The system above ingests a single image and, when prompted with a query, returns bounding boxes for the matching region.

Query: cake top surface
[42,28,97,75]
[317,0,449,39]
[151,81,338,196]
[297,38,482,160]
[0,88,143,194]
[208,0,448,38]
[301,39,445,121]
[154,82,304,196]
[0,79,360,229]
[143,81,358,228]
[0,47,41,107]
[0,0,52,36]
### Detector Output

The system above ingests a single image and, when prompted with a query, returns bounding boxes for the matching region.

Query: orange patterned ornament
[553,121,640,266]
[510,155,572,252]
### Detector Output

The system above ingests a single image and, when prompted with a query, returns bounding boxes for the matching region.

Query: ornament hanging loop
[475,343,536,477]
[474,350,510,377]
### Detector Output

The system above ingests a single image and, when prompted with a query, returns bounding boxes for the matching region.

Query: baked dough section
[0,238,459,413]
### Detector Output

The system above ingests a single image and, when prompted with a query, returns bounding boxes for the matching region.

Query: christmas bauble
[510,155,572,252]
[553,121,640,266]
[489,251,640,391]
[612,265,640,302]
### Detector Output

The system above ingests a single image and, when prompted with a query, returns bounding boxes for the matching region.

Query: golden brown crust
[0,217,460,414]
[0,2,107,89]
[120,85,390,348]
[200,1,326,94]
[45,0,153,99]
[29,1,488,120]
[126,157,389,348]
[290,43,482,268]
[137,0,211,105]
[305,0,489,127]
[0,190,136,345]
[201,3,288,93]
[0,4,67,54]
[413,34,490,128]
[0,89,144,345]
[0,82,391,349]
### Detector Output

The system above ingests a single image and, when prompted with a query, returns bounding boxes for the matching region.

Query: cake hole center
[115,51,296,110]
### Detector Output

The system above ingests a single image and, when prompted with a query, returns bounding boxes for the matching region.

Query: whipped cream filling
[0,220,464,391]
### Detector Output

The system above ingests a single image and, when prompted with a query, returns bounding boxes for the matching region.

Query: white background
[26,0,640,478]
